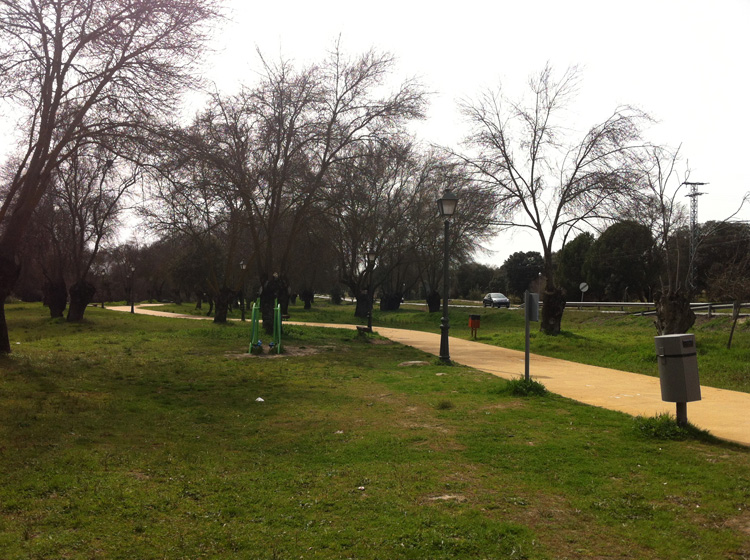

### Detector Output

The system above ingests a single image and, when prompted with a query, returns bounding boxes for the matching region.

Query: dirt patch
[369,338,394,345]
[479,402,524,412]
[401,421,452,434]
[428,494,468,503]
[224,346,324,359]
[726,511,750,535]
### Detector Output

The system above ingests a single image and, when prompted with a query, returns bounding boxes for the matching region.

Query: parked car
[483,292,510,308]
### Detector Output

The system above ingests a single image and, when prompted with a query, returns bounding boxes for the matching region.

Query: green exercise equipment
[249,298,261,354]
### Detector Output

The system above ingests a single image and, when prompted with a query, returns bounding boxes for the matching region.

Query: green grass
[155,298,750,393]
[1,303,749,559]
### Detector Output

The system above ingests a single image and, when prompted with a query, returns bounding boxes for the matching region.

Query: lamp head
[437,190,459,217]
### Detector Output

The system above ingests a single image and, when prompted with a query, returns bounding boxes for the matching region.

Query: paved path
[109,306,750,447]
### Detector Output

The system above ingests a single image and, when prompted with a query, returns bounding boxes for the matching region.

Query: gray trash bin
[654,333,701,425]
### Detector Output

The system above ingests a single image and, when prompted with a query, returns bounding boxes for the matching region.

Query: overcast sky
[2,0,747,266]
[198,0,749,265]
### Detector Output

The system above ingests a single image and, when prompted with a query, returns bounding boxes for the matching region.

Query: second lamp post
[240,260,247,321]
[366,248,377,332]
[437,190,459,363]
[129,265,136,314]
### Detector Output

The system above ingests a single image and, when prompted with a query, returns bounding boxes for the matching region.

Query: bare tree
[625,145,750,334]
[147,44,426,331]
[708,256,750,349]
[327,140,421,317]
[325,141,497,317]
[29,146,132,319]
[58,148,138,321]
[0,0,221,351]
[456,65,648,334]
[141,124,247,323]
[622,145,694,333]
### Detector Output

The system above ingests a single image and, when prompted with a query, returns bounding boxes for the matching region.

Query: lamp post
[129,265,136,314]
[437,190,459,363]
[240,260,247,322]
[366,248,377,332]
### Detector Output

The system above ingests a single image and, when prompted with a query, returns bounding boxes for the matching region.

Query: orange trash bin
[469,314,480,339]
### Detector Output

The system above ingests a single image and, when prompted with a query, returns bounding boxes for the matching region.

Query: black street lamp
[129,265,136,314]
[240,260,247,322]
[437,190,459,363]
[366,248,377,332]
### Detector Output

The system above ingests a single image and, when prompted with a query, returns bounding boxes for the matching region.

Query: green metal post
[273,299,282,353]
[249,298,260,353]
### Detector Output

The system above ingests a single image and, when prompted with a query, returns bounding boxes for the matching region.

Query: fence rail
[565,301,750,317]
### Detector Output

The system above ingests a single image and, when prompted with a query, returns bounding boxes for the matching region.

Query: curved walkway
[109,306,750,447]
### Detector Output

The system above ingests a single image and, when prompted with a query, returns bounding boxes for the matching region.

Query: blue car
[483,293,510,308]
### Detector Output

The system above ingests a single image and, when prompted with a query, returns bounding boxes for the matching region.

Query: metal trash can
[469,315,481,329]
[654,333,701,425]
[469,314,480,339]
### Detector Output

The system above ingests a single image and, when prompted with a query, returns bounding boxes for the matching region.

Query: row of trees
[455,218,750,322]
[0,0,222,352]
[2,1,747,352]
[137,47,498,329]
[452,67,748,335]
[0,0,499,348]
[558,219,750,306]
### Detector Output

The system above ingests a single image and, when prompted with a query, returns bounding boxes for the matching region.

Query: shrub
[633,413,717,442]
[504,378,548,397]
[467,288,485,302]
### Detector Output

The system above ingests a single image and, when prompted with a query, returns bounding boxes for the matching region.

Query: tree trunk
[155,280,165,302]
[0,253,21,353]
[0,257,21,354]
[540,288,566,335]
[279,283,290,318]
[260,274,286,334]
[214,287,232,323]
[0,299,9,355]
[379,292,402,311]
[67,279,96,322]
[654,290,695,335]
[44,278,68,319]
[300,290,314,310]
[426,290,441,313]
[354,292,370,318]
[214,287,234,323]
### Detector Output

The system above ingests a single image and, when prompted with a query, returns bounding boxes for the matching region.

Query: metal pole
[676,402,687,427]
[439,218,451,363]
[367,262,374,332]
[524,290,530,382]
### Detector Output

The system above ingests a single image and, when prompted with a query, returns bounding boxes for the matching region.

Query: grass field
[155,298,750,394]
[0,303,749,559]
